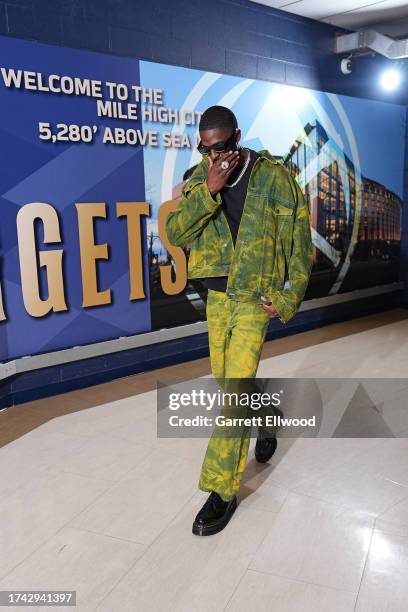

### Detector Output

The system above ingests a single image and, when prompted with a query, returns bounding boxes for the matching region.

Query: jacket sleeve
[269,176,313,324]
[165,179,222,247]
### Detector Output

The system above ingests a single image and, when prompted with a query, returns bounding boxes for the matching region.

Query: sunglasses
[197,129,238,156]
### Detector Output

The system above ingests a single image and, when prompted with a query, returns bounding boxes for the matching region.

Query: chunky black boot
[255,427,278,463]
[192,491,237,536]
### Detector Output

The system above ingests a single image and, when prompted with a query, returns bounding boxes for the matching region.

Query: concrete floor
[1,309,408,611]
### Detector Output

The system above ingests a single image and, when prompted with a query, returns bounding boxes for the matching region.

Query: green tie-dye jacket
[165,149,313,324]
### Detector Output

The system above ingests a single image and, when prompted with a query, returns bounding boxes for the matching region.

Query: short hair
[199,105,237,132]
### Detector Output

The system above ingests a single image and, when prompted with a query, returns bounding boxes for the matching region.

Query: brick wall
[0,0,406,104]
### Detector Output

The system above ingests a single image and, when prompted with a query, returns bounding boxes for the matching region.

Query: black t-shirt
[198,149,258,292]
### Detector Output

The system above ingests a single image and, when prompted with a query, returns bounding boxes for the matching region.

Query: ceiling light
[380,68,401,91]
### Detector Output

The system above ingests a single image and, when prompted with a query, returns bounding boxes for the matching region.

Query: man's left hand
[260,295,279,318]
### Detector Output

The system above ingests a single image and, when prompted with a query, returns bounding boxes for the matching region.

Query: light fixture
[277,85,310,110]
[380,68,401,91]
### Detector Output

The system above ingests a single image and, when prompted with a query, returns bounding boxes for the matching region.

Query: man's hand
[206,150,240,196]
[260,295,279,318]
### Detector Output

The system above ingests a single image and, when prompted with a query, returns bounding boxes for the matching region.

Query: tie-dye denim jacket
[165,149,313,324]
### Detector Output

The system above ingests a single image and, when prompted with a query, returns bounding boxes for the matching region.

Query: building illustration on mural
[281,120,402,271]
[149,118,403,324]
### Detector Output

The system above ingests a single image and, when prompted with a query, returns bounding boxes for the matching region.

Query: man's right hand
[206,150,240,196]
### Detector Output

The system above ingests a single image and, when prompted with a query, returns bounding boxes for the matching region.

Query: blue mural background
[0,36,149,360]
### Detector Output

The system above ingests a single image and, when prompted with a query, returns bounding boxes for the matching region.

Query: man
[166,105,313,536]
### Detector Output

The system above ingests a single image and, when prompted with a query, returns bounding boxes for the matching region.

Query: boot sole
[192,496,238,536]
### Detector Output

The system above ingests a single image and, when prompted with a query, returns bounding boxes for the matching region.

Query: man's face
[198,127,241,163]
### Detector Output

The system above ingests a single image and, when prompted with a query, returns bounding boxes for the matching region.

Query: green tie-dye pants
[198,288,277,502]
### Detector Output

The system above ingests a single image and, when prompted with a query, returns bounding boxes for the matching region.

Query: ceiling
[250,0,408,37]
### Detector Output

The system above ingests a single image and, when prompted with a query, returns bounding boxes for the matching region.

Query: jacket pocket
[260,197,294,295]
[188,217,231,272]
[271,197,295,246]
[270,196,295,216]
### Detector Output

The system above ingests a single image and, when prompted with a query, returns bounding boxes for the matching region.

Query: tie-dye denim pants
[198,288,277,502]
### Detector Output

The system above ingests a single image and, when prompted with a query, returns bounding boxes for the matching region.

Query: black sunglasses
[197,129,237,156]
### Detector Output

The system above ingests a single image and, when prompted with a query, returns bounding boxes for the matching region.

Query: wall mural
[142,62,405,328]
[0,36,405,359]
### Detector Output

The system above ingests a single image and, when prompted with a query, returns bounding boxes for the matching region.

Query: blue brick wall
[0,0,406,407]
[0,0,407,104]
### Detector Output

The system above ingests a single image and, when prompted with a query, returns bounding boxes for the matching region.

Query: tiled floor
[1,312,408,611]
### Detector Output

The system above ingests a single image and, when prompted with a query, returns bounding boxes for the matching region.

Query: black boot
[192,491,237,536]
[255,426,278,463]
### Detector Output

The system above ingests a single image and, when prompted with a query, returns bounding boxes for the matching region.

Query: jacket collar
[257,149,280,164]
